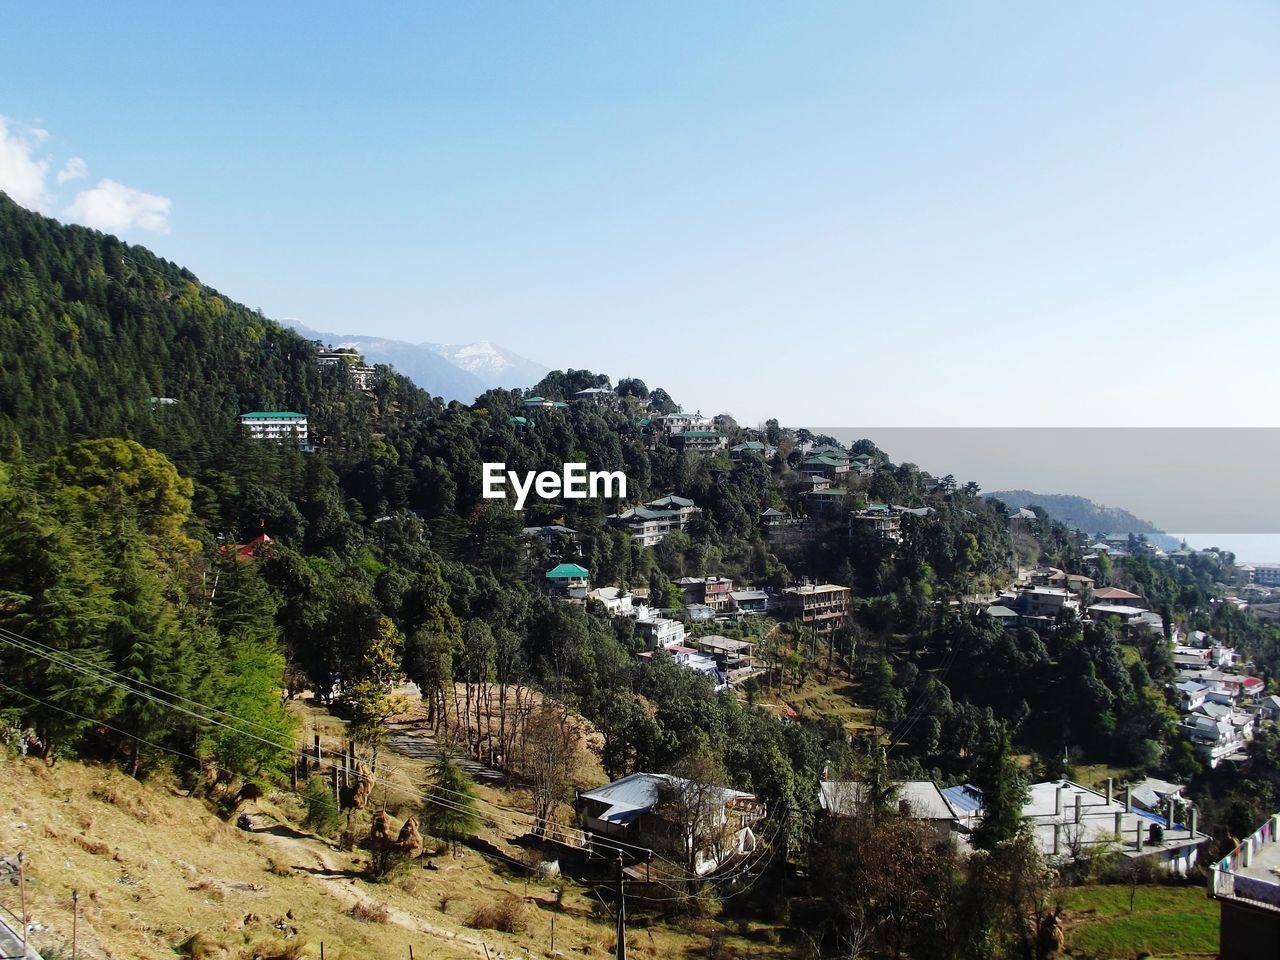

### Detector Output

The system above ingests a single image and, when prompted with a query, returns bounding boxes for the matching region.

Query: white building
[1021,779,1208,875]
[634,615,687,650]
[587,586,635,616]
[240,411,309,445]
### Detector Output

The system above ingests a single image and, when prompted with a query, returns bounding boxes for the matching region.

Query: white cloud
[0,114,171,233]
[56,156,87,185]
[0,116,52,211]
[64,178,171,234]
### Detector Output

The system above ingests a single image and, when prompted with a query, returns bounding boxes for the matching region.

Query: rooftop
[1094,587,1143,601]
[1023,780,1208,862]
[241,411,306,419]
[546,563,590,580]
[579,772,755,825]
[697,635,754,654]
[819,780,959,821]
[784,583,851,597]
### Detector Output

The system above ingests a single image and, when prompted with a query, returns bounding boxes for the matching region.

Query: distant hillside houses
[316,346,377,391]
[984,566,1168,636]
[983,564,1270,768]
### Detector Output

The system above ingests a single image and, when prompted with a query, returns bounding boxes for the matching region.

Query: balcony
[1210,813,1280,910]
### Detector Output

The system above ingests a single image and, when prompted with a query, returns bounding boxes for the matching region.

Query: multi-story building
[849,505,902,543]
[675,576,734,610]
[634,615,687,650]
[610,495,701,546]
[652,411,713,435]
[545,563,590,601]
[780,583,851,628]
[240,411,309,445]
[1254,564,1280,588]
[671,430,727,455]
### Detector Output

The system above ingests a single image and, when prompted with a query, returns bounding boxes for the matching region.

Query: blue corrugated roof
[941,783,984,815]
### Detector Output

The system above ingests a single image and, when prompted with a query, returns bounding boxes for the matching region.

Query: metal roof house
[819,779,960,843]
[577,773,765,875]
[545,563,590,601]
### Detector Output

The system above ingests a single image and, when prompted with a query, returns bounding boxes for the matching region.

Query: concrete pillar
[1244,838,1254,868]
[1105,778,1113,804]
[1075,792,1083,824]
[1125,784,1132,813]
[1055,785,1064,817]
[1114,811,1123,840]
[1189,806,1198,838]
[1053,823,1061,856]
[1136,822,1145,852]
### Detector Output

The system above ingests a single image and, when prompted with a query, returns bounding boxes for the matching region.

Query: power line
[0,624,295,740]
[0,628,685,872]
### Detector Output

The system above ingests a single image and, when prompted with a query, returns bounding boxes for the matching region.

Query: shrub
[266,856,291,877]
[349,900,390,923]
[467,894,528,933]
[301,776,343,836]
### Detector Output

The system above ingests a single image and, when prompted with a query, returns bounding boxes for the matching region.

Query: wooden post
[551,914,556,954]
[332,765,340,803]
[349,739,357,786]
[313,733,322,771]
[72,888,80,960]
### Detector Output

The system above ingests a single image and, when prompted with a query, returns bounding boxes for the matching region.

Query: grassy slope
[1060,883,1218,959]
[0,756,787,960]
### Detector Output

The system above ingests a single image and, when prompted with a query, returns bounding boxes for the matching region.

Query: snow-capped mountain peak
[424,341,549,390]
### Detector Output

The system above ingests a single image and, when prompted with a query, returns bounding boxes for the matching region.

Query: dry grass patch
[349,900,390,924]
[72,833,111,856]
[265,856,292,877]
[467,893,528,933]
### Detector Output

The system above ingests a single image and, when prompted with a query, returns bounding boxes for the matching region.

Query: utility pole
[17,851,26,953]
[615,856,627,960]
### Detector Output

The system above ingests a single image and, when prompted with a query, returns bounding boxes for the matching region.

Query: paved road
[0,908,40,960]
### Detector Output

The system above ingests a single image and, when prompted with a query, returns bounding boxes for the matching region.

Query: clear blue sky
[3,2,1278,426]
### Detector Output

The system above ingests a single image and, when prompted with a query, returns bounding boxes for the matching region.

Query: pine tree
[972,725,1028,850]
[422,755,480,856]
[0,462,118,759]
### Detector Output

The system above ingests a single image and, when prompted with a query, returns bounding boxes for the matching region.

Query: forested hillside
[989,489,1180,550]
[8,191,1280,958]
[0,194,435,465]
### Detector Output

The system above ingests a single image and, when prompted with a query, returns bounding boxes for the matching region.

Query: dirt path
[384,684,508,785]
[242,812,509,959]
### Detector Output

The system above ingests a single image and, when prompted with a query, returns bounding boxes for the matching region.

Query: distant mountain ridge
[287,323,549,401]
[987,490,1182,551]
